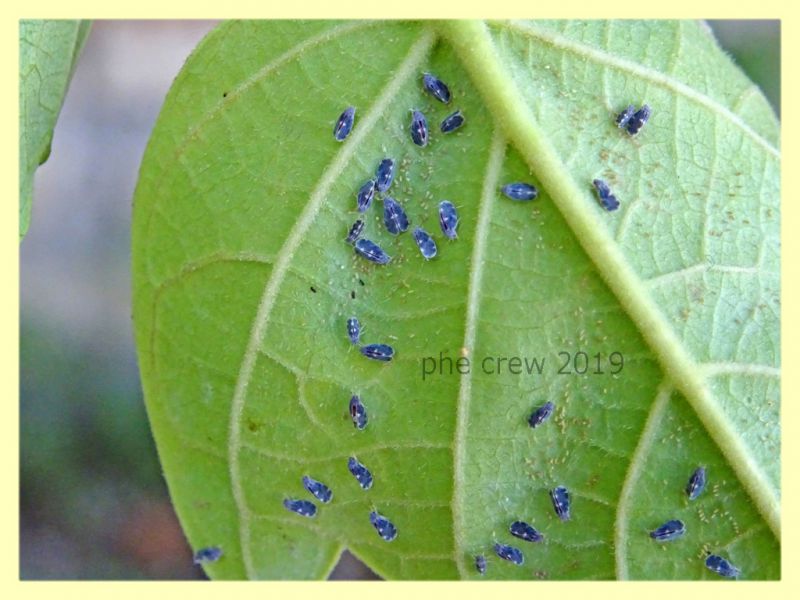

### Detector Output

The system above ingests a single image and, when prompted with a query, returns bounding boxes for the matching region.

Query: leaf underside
[131,20,780,580]
[19,19,91,241]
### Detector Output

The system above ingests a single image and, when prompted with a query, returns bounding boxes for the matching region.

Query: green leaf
[131,20,780,580]
[19,19,91,241]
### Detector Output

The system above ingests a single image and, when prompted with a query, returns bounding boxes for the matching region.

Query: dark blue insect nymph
[375,158,395,193]
[440,110,464,133]
[356,179,376,213]
[347,317,361,345]
[475,554,487,575]
[422,72,451,103]
[615,104,635,129]
[550,486,571,521]
[686,466,707,500]
[348,456,373,490]
[360,343,394,362]
[501,182,539,201]
[438,200,459,240]
[705,554,740,579]
[302,475,333,503]
[410,110,429,147]
[649,519,685,542]
[494,543,524,565]
[369,510,398,541]
[345,219,365,244]
[333,106,355,141]
[412,227,437,260]
[283,498,317,517]
[528,401,554,428]
[382,196,409,234]
[509,520,543,543]
[592,179,620,211]
[354,238,391,264]
[349,394,368,430]
[193,546,223,565]
[625,104,651,136]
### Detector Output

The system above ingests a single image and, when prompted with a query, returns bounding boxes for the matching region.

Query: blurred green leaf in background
[19,19,91,241]
[707,20,780,117]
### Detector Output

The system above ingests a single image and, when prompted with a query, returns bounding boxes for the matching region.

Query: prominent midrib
[439,20,780,542]
[451,131,505,578]
[225,29,436,579]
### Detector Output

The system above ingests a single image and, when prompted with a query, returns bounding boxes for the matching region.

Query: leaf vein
[614,381,672,580]
[451,130,506,579]
[225,29,437,578]
[644,263,773,289]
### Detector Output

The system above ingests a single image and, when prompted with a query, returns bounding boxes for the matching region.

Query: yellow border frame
[6,3,794,595]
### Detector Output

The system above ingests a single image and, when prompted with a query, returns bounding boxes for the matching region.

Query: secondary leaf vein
[451,130,506,579]
[225,28,436,579]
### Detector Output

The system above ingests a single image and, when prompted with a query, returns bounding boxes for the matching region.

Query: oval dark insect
[475,554,487,575]
[493,543,524,565]
[705,554,740,579]
[686,466,707,500]
[382,196,409,235]
[649,519,685,542]
[501,182,539,201]
[356,179,376,213]
[333,106,355,141]
[440,110,464,133]
[626,104,651,136]
[345,219,365,244]
[422,72,451,103]
[354,238,391,265]
[369,510,398,542]
[302,475,333,504]
[347,317,361,345]
[615,104,635,128]
[528,401,554,428]
[438,200,459,240]
[412,227,437,260]
[347,456,373,490]
[360,343,394,362]
[349,394,368,430]
[410,109,428,147]
[193,546,223,565]
[509,520,543,543]
[550,486,571,521]
[283,498,317,518]
[375,158,395,193]
[592,179,620,211]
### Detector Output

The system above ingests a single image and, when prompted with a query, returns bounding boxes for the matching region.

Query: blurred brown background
[19,20,779,580]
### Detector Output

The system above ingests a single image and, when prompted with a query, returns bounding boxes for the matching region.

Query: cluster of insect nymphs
[192,80,739,580]
[642,466,740,578]
[338,72,465,268]
[280,431,393,544]
[472,409,736,577]
[328,73,499,545]
[274,72,476,547]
